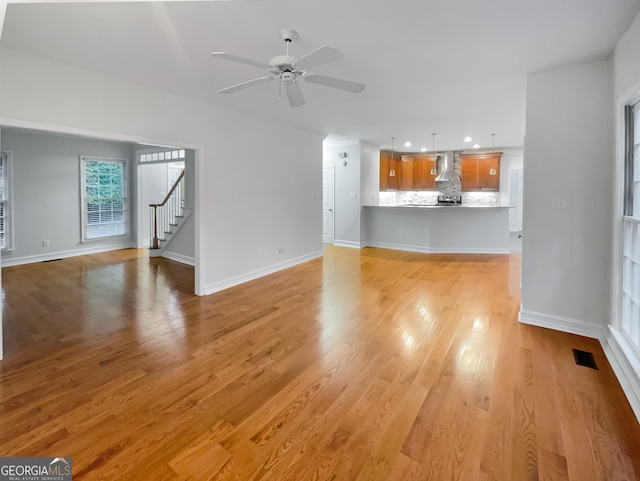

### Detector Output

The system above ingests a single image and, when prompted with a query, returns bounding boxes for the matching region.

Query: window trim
[80,155,129,243]
[624,104,635,216]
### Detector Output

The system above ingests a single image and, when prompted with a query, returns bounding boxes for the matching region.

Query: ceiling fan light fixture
[430,132,438,176]
[390,137,396,177]
[489,133,497,176]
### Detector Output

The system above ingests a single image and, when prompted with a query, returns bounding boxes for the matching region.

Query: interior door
[322,167,334,244]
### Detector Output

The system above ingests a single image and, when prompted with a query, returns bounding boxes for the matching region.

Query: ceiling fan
[210,28,365,107]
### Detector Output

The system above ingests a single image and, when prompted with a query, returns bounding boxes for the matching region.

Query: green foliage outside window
[84,159,126,238]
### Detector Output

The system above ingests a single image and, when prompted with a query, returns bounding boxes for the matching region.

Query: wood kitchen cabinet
[400,155,414,190]
[380,150,400,191]
[460,152,502,191]
[380,151,436,191]
[413,154,437,190]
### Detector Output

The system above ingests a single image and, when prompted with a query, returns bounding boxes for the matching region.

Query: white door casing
[322,167,334,244]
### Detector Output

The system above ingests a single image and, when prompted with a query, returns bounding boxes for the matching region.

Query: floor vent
[572,349,598,370]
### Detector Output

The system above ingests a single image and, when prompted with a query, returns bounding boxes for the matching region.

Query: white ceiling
[1,0,639,151]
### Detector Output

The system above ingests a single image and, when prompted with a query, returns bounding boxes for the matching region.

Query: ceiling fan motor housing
[269,55,297,69]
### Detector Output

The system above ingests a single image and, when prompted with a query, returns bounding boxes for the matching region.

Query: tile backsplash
[379,190,502,206]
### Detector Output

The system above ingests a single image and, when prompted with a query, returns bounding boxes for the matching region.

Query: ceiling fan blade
[295,46,343,70]
[209,52,271,70]
[284,80,305,107]
[218,76,273,94]
[304,74,365,93]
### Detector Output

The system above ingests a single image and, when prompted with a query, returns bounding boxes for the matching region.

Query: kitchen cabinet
[400,155,414,190]
[380,151,398,191]
[413,154,437,190]
[460,152,501,191]
[380,151,436,191]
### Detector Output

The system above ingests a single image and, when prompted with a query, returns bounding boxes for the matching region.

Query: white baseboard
[429,246,510,254]
[365,241,430,253]
[518,309,605,340]
[365,241,510,255]
[601,326,640,422]
[1,241,135,267]
[203,250,323,295]
[333,240,361,249]
[161,251,195,266]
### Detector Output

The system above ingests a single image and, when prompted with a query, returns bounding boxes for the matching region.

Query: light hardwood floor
[1,246,639,480]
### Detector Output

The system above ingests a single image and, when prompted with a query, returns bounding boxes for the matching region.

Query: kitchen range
[437,195,462,206]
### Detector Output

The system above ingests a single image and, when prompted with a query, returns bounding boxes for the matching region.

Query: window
[138,149,185,164]
[81,156,128,240]
[0,151,12,250]
[621,102,640,355]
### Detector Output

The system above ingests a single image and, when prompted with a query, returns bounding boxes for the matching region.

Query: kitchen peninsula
[362,203,511,254]
[362,149,513,254]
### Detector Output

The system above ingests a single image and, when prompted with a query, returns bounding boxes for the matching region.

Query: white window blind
[81,157,127,240]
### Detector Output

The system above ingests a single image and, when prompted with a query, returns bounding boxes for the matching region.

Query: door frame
[322,166,335,244]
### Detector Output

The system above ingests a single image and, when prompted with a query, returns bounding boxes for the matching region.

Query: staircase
[148,170,189,257]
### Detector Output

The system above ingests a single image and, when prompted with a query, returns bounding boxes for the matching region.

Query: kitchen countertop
[369,204,513,209]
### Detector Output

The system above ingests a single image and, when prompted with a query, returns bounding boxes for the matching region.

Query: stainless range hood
[434,152,461,182]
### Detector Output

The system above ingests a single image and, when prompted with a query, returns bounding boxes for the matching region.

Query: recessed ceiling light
[404,141,411,147]
[473,143,480,149]
[421,147,427,152]
[464,136,472,143]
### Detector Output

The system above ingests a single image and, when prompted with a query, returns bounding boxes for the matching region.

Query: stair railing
[150,170,185,249]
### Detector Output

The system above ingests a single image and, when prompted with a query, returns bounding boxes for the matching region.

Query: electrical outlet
[42,240,50,247]
[551,198,567,210]
[401,232,407,239]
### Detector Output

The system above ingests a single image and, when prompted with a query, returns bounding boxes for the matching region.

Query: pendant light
[389,137,396,177]
[489,133,497,176]
[430,132,438,176]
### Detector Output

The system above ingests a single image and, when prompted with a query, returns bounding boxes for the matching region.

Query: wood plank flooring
[1,246,639,480]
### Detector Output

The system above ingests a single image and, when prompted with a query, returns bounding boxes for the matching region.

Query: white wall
[614,11,640,99]
[608,10,640,422]
[363,206,510,254]
[323,139,362,247]
[0,125,3,361]
[360,140,380,207]
[1,129,135,265]
[521,60,613,336]
[0,47,324,294]
[164,150,196,263]
[139,162,170,247]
